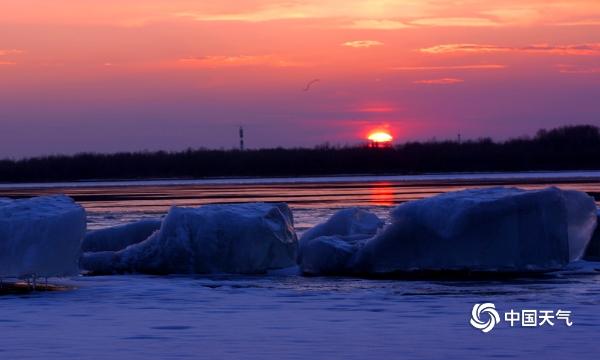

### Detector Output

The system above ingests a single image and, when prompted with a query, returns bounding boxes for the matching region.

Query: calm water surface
[1,172,599,359]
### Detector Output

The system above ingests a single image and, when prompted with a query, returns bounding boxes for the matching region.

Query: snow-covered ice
[82,219,161,252]
[81,203,297,274]
[0,195,86,278]
[298,208,383,274]
[357,187,597,274]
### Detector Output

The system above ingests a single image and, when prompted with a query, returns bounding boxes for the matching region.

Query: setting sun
[368,132,393,143]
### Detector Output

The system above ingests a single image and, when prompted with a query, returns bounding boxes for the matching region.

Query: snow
[584,210,600,261]
[356,187,597,274]
[298,208,383,275]
[82,219,161,252]
[81,203,297,274]
[0,195,86,278]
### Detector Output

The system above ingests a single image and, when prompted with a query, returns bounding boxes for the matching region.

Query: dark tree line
[1,124,599,182]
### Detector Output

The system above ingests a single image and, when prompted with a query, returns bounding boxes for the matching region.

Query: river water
[1,172,599,359]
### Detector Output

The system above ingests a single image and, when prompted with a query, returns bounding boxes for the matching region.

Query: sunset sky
[1,0,600,157]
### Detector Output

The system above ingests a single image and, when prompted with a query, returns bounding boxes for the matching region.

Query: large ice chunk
[82,219,161,252]
[298,208,383,275]
[81,203,297,274]
[356,187,597,274]
[584,210,600,261]
[300,208,384,243]
[298,235,363,275]
[0,195,86,278]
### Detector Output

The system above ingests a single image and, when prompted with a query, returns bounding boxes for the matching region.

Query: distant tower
[239,126,244,151]
[457,133,461,144]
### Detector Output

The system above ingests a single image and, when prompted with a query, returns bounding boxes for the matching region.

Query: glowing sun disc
[368,132,393,143]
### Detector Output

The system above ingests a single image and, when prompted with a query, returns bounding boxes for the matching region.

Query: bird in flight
[303,79,320,91]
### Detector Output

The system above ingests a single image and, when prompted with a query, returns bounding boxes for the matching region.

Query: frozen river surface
[1,172,600,359]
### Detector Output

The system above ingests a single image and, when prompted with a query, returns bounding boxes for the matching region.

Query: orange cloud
[522,44,600,55]
[172,1,433,24]
[2,0,600,29]
[392,64,506,71]
[347,19,412,30]
[178,55,303,68]
[342,40,384,48]
[557,20,600,26]
[0,49,22,65]
[170,1,600,28]
[482,2,600,27]
[0,49,23,56]
[413,78,464,85]
[421,44,505,54]
[421,43,600,55]
[410,17,498,27]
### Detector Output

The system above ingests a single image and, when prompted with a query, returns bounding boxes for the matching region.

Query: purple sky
[1,0,600,158]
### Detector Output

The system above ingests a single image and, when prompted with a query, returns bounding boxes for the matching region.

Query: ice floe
[81,203,297,274]
[584,210,600,261]
[298,208,383,275]
[357,187,597,274]
[82,219,161,252]
[0,195,86,278]
[300,187,597,276]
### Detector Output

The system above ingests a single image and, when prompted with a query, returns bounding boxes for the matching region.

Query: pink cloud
[0,49,22,65]
[410,17,498,27]
[347,19,411,30]
[413,78,464,85]
[556,64,600,73]
[0,49,22,56]
[178,55,303,68]
[421,43,600,55]
[392,64,506,71]
[342,40,383,48]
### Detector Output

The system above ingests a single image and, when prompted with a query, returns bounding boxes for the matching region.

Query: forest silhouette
[1,124,599,182]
